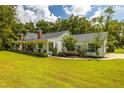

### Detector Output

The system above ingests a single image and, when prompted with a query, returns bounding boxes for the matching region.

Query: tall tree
[68,15,90,34]
[104,7,116,52]
[12,22,27,40]
[94,33,104,59]
[24,22,36,33]
[104,7,115,32]
[36,19,52,33]
[0,5,16,50]
[90,16,105,32]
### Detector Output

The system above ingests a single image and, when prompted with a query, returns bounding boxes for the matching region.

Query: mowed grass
[0,51,124,88]
[115,48,124,54]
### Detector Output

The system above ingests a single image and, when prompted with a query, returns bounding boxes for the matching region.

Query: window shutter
[38,43,42,48]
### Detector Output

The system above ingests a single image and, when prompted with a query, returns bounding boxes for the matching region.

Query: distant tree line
[0,6,124,52]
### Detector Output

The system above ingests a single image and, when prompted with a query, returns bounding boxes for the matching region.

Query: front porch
[12,40,52,55]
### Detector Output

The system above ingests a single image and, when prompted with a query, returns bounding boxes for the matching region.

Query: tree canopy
[0,6,124,51]
[0,5,16,50]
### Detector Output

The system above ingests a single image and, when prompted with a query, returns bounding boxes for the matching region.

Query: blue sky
[49,5,68,19]
[49,5,93,19]
[16,5,124,23]
[49,5,124,20]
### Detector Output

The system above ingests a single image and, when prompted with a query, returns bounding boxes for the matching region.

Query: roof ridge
[73,32,107,36]
[27,31,68,35]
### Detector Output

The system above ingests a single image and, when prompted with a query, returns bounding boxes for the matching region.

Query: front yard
[0,51,124,87]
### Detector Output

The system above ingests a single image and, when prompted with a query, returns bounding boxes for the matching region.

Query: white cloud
[113,6,124,20]
[90,6,124,21]
[16,5,58,23]
[63,5,92,16]
[89,7,106,20]
[89,7,104,20]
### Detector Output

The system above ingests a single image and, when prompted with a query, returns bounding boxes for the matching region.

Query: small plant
[58,51,66,57]
[42,52,48,57]
[76,46,86,57]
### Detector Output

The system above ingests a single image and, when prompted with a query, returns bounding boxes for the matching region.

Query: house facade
[73,32,107,57]
[13,30,107,57]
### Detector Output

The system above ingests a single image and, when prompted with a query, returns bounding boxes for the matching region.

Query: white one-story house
[13,30,107,57]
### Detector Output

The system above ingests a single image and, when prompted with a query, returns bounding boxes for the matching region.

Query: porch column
[46,41,49,54]
[19,44,22,51]
[35,43,38,52]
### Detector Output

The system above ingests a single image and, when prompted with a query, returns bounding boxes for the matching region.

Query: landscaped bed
[0,51,124,88]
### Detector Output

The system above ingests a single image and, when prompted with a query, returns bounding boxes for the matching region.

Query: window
[49,42,53,51]
[55,43,58,49]
[88,43,95,52]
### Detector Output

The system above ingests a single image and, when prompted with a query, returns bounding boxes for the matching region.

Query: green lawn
[0,51,124,88]
[115,48,124,54]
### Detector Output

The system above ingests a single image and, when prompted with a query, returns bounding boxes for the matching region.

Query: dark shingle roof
[73,32,107,42]
[24,31,67,40]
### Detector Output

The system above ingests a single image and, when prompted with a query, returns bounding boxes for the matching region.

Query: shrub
[76,47,86,57]
[52,47,58,56]
[41,52,48,57]
[58,51,79,57]
[58,51,66,57]
[62,35,77,53]
[107,43,115,52]
[34,51,48,57]
[10,49,48,58]
[34,51,39,56]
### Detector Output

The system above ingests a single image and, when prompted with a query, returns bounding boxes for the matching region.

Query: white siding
[47,31,107,57]
[77,40,107,57]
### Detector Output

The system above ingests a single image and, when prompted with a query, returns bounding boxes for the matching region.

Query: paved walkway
[103,53,124,60]
[52,53,124,60]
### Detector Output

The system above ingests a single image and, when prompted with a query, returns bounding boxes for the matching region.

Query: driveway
[103,53,124,60]
[53,53,124,60]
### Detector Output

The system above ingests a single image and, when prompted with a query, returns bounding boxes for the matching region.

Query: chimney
[37,30,42,39]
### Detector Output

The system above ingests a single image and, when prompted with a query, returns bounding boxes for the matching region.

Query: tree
[0,5,16,50]
[62,35,77,53]
[120,35,124,48]
[108,20,123,48]
[90,7,117,52]
[104,7,116,52]
[12,22,27,40]
[36,19,52,33]
[104,7,115,32]
[24,22,36,33]
[90,16,105,32]
[68,15,90,34]
[94,33,104,58]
